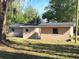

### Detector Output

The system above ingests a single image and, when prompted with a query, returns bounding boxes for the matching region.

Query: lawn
[0,37,79,59]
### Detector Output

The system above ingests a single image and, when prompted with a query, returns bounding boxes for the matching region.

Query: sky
[23,0,49,16]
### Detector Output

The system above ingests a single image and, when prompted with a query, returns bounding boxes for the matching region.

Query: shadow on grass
[10,43,79,59]
[0,50,54,59]
[28,44,79,58]
[4,39,79,59]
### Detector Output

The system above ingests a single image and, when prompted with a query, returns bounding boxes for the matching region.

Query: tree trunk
[2,2,8,35]
[0,0,7,42]
[0,13,4,41]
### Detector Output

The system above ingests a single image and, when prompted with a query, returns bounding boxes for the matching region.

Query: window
[53,28,58,34]
[26,29,29,32]
[11,28,14,32]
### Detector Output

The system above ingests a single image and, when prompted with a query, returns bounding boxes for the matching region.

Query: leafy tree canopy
[7,4,40,24]
[24,6,39,22]
[42,0,77,22]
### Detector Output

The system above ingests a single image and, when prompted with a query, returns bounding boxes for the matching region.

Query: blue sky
[23,0,49,16]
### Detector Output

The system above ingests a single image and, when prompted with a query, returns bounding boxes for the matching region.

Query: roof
[39,22,76,27]
[10,22,76,28]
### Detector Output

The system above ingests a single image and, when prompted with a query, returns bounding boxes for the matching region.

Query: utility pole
[75,0,79,43]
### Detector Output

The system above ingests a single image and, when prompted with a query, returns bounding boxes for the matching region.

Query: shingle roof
[39,22,76,27]
[10,22,76,28]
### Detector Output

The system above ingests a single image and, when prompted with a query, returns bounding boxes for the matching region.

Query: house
[9,22,75,40]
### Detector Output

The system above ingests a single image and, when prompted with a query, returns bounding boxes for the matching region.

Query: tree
[42,0,77,22]
[42,10,54,22]
[7,11,26,24]
[24,6,39,23]
[7,5,40,25]
[75,0,79,43]
[0,0,12,41]
[0,0,23,42]
[24,6,38,22]
[7,1,26,24]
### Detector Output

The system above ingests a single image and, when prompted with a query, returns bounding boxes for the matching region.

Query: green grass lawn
[0,37,79,59]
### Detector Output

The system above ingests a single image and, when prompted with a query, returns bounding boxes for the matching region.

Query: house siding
[23,28,41,39]
[10,26,74,40]
[41,27,73,40]
[9,28,23,37]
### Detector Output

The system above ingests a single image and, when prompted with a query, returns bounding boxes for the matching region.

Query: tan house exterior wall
[41,27,73,40]
[9,28,23,36]
[11,26,74,40]
[23,28,41,39]
[14,28,23,33]
[23,28,35,39]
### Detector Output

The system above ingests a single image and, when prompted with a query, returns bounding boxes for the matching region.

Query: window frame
[52,28,58,34]
[11,28,15,32]
[25,29,29,32]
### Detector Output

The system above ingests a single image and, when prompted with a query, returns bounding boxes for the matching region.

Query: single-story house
[9,22,75,40]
